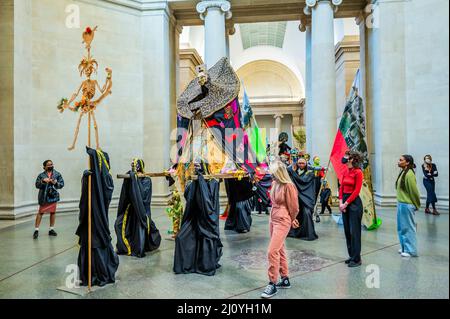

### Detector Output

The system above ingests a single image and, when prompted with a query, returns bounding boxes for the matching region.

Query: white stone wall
[0,0,15,212]
[366,0,449,209]
[404,0,449,208]
[4,0,145,218]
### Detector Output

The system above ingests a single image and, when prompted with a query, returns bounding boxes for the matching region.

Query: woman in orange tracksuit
[261,161,299,298]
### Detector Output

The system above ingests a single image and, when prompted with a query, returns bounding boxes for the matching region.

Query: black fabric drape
[287,166,319,241]
[76,147,119,287]
[115,171,161,258]
[224,179,253,233]
[174,175,223,276]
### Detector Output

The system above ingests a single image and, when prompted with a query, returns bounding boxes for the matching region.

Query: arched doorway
[236,59,305,148]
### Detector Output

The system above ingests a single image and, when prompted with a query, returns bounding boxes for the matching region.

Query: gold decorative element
[166,190,183,238]
[58,26,112,151]
[122,204,132,256]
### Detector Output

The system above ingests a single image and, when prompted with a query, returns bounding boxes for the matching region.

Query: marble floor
[0,207,448,299]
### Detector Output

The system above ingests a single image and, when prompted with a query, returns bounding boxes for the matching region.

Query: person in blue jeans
[395,155,421,258]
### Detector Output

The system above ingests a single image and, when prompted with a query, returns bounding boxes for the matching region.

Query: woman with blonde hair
[261,161,299,298]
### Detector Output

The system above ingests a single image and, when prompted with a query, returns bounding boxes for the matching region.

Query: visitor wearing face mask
[34,160,64,239]
[422,155,439,215]
[339,150,364,267]
[396,155,421,257]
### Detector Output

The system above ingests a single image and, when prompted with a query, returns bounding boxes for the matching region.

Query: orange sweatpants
[267,208,292,284]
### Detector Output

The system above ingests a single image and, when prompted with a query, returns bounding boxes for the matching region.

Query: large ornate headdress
[78,26,99,77]
[177,57,240,119]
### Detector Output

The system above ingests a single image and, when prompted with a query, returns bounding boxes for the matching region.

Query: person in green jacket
[396,155,421,257]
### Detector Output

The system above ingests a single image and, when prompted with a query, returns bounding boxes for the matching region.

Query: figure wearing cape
[287,165,319,241]
[224,179,254,233]
[115,159,161,258]
[76,147,119,287]
[173,173,223,276]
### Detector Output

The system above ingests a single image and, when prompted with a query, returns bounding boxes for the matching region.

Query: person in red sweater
[339,150,364,267]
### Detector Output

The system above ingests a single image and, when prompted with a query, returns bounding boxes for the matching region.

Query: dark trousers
[426,201,436,210]
[342,194,363,263]
[320,203,332,214]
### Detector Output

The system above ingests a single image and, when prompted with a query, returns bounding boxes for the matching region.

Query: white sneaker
[398,249,403,254]
[401,252,411,257]
[261,283,277,299]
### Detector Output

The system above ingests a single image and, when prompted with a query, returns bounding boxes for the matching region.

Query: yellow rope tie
[96,149,110,172]
[122,204,132,256]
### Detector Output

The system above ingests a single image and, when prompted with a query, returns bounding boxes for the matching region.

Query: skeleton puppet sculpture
[58,26,112,150]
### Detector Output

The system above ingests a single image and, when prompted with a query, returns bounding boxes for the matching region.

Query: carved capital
[298,16,311,32]
[304,0,342,15]
[226,20,236,35]
[196,1,232,21]
[355,10,369,26]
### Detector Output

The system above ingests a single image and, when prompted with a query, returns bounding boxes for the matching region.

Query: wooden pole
[116,172,248,181]
[87,111,92,292]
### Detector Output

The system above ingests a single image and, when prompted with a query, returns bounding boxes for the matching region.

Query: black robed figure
[115,159,161,258]
[76,147,119,287]
[287,158,319,241]
[224,179,254,233]
[174,172,223,276]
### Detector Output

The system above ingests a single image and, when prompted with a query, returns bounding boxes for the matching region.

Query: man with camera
[34,160,64,239]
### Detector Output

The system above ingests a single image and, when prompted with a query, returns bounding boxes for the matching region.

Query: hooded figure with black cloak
[115,158,161,258]
[173,164,223,276]
[76,147,119,287]
[287,157,319,241]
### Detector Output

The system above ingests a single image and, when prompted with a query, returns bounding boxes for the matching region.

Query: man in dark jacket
[34,160,64,239]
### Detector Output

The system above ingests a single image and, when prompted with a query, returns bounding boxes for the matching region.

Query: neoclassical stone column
[274,114,284,137]
[0,0,33,219]
[356,11,368,104]
[304,0,341,161]
[142,5,180,205]
[303,0,341,194]
[225,21,236,59]
[0,0,15,218]
[366,0,408,206]
[299,17,312,153]
[196,0,232,67]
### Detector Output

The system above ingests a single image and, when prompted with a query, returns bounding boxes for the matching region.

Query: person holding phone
[34,160,64,239]
[422,154,439,215]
